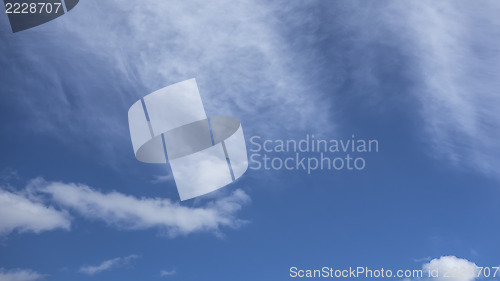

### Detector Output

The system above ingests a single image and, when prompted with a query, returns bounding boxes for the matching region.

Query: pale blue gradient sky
[1,1,500,280]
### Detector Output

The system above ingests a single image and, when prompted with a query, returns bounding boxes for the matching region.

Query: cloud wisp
[160,269,176,277]
[79,254,139,276]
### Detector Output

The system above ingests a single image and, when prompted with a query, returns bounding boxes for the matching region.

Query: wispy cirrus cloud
[392,1,500,176]
[60,0,332,135]
[334,1,500,177]
[79,254,139,275]
[325,1,500,177]
[0,0,334,171]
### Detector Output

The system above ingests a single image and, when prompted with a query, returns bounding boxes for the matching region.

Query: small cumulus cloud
[422,256,477,281]
[412,255,479,281]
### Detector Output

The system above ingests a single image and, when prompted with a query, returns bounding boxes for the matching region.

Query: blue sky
[1,0,500,280]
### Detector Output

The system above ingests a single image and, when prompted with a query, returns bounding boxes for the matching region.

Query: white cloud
[79,254,139,275]
[0,268,44,281]
[0,188,70,236]
[160,269,176,277]
[32,179,250,237]
[0,178,249,238]
[421,256,478,281]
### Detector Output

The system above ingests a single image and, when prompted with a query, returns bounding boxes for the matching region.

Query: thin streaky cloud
[78,254,140,276]
[387,1,500,176]
[334,1,500,177]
